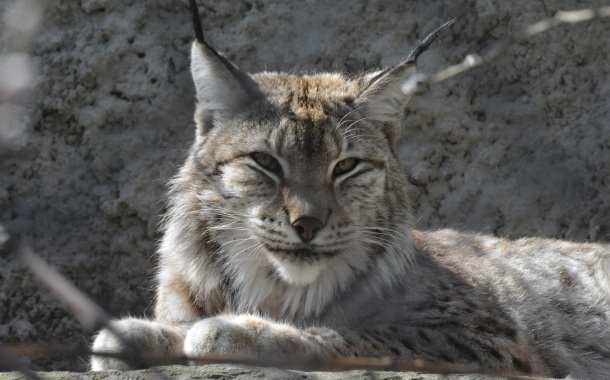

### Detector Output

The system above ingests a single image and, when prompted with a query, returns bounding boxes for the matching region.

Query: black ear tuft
[406,19,456,63]
[187,0,262,120]
[189,0,204,43]
[355,20,455,144]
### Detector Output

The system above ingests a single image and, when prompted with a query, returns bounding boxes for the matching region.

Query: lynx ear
[188,0,262,134]
[356,19,455,143]
[190,41,261,114]
[356,61,418,138]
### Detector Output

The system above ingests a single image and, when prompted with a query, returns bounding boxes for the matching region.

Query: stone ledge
[0,364,516,379]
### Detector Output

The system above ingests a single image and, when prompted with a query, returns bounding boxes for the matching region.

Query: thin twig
[402,6,610,95]
[16,245,168,378]
[19,247,112,332]
[0,345,44,380]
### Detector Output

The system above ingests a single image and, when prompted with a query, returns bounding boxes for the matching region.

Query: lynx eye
[333,158,359,177]
[251,152,282,175]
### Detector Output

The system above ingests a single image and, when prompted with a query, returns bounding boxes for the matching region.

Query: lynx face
[192,73,406,286]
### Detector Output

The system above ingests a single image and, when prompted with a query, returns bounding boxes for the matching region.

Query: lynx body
[91,7,610,379]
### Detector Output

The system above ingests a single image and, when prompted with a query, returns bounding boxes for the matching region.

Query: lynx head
[160,7,452,317]
[185,37,418,280]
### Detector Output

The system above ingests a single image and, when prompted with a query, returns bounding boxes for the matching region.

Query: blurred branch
[0,345,43,380]
[0,0,46,150]
[402,6,610,95]
[19,248,112,332]
[13,240,167,377]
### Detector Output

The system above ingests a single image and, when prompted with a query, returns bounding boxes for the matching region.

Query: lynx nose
[292,216,324,243]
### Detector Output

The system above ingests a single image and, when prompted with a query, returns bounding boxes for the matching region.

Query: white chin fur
[268,255,327,286]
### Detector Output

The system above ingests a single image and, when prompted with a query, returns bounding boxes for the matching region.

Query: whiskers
[194,192,409,261]
[191,194,267,260]
[337,114,388,142]
[225,240,267,262]
[353,225,409,255]
[335,104,395,142]
[196,195,252,221]
[334,107,361,130]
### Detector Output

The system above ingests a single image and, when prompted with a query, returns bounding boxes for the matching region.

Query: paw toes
[90,318,183,371]
[184,316,255,359]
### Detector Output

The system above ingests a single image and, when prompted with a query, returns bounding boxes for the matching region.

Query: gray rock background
[0,0,608,374]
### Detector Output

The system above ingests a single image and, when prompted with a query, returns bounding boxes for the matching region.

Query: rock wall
[1,0,608,373]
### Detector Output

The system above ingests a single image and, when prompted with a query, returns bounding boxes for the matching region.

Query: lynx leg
[91,317,185,371]
[183,315,319,362]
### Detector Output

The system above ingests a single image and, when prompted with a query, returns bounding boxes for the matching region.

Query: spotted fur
[91,18,610,379]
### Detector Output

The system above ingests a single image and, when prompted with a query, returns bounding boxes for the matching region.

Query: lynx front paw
[183,315,317,362]
[90,318,184,371]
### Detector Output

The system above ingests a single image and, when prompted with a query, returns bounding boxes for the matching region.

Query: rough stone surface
[0,0,608,376]
[0,364,520,380]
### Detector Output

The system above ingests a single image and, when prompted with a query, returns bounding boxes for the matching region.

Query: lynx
[91,2,610,378]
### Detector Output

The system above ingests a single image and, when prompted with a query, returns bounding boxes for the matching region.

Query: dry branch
[402,6,610,95]
[0,345,43,380]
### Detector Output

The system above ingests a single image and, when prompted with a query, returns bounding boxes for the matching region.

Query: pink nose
[291,216,324,243]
